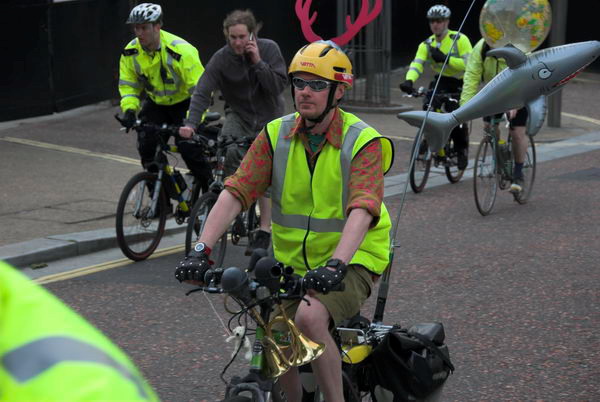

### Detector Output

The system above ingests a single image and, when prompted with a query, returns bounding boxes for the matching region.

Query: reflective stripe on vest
[2,336,149,399]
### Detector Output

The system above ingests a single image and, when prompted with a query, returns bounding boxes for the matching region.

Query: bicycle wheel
[444,137,465,184]
[408,135,432,193]
[513,135,536,204]
[115,171,167,261]
[473,137,498,216]
[185,192,227,267]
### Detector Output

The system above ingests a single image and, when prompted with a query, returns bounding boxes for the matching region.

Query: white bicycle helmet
[427,4,451,19]
[126,3,163,24]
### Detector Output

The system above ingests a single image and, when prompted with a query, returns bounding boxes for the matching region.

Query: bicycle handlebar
[198,250,303,304]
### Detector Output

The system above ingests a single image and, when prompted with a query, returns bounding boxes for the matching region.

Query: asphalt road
[41,146,600,401]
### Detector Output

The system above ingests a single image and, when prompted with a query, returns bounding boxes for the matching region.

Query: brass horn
[261,309,326,378]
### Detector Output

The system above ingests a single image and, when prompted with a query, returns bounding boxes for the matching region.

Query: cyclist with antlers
[399,4,473,170]
[175,41,394,402]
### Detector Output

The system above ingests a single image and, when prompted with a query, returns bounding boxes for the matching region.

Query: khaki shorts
[271,264,374,328]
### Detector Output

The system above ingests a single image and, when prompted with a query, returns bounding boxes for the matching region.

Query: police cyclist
[175,41,394,402]
[118,3,212,192]
[400,4,473,170]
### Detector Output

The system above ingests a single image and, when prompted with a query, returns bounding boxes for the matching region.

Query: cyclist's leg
[137,99,170,172]
[295,265,373,402]
[166,99,212,192]
[509,107,528,192]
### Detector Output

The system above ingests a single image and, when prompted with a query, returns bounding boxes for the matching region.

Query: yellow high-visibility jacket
[0,261,159,400]
[460,38,508,105]
[406,30,472,82]
[119,29,204,112]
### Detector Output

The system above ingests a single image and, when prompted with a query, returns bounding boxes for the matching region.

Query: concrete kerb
[0,222,186,268]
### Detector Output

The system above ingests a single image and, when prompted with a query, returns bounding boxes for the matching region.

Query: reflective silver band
[119,79,141,88]
[2,336,148,398]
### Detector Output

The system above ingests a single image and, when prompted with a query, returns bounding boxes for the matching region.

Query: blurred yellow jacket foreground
[0,261,159,401]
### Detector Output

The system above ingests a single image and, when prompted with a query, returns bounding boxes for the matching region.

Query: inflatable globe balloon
[479,0,552,52]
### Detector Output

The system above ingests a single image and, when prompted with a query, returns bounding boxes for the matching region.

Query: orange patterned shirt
[224,108,384,224]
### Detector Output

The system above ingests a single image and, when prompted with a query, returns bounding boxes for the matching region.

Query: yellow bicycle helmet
[288,40,353,88]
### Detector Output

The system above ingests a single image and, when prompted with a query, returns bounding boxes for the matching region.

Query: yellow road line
[1,137,140,165]
[562,112,600,126]
[35,244,185,284]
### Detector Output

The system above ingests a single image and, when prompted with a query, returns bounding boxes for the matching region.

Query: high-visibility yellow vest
[119,29,204,112]
[0,261,159,401]
[406,30,472,82]
[460,38,509,105]
[266,110,394,275]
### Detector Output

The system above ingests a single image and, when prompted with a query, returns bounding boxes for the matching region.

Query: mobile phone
[249,32,254,41]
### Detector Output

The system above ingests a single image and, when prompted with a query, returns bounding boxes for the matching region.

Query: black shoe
[245,229,271,256]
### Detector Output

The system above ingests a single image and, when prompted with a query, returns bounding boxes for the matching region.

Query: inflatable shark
[397,41,600,152]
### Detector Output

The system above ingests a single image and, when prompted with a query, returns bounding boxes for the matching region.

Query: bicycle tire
[115,171,167,261]
[513,135,536,204]
[473,137,498,216]
[444,137,465,184]
[409,135,431,193]
[185,191,227,267]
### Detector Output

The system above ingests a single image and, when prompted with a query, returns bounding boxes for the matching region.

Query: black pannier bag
[364,322,455,401]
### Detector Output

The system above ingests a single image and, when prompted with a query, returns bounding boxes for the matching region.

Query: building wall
[1,0,596,122]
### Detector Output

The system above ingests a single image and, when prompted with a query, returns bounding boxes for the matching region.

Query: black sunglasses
[292,77,332,92]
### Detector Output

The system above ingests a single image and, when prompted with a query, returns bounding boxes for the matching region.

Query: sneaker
[509,178,523,194]
[245,229,271,256]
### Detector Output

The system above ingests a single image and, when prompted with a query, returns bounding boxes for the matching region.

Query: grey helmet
[126,3,163,24]
[427,4,451,19]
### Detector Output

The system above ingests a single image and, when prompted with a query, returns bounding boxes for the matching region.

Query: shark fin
[525,96,547,136]
[396,111,458,152]
[487,44,527,69]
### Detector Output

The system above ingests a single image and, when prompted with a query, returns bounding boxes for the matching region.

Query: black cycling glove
[121,110,137,132]
[429,46,446,63]
[174,250,212,283]
[399,80,414,94]
[303,260,347,295]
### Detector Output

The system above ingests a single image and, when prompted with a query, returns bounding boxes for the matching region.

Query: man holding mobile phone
[180,9,287,255]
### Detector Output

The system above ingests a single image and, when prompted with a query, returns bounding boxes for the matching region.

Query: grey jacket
[184,38,287,132]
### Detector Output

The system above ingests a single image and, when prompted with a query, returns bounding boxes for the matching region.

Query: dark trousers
[138,98,212,191]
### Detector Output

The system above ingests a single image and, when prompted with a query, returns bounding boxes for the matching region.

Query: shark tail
[396,110,459,152]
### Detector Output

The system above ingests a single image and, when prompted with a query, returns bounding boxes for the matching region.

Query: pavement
[2,68,600,270]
